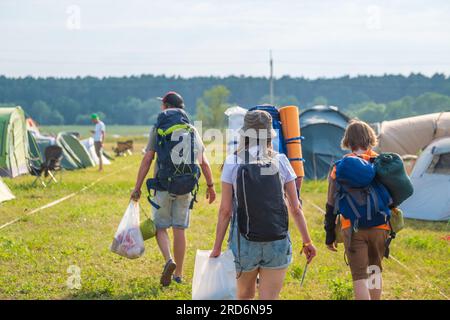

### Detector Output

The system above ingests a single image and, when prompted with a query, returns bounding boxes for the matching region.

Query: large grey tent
[400,137,450,221]
[300,106,350,180]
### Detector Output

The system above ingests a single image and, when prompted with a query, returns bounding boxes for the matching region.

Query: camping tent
[376,112,450,156]
[36,134,83,170]
[27,130,43,169]
[224,106,247,155]
[299,106,350,180]
[0,107,29,177]
[26,118,40,136]
[0,177,14,203]
[400,137,450,221]
[81,138,111,166]
[56,133,95,169]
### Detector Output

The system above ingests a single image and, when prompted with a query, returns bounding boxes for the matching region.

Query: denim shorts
[152,191,191,229]
[228,226,293,272]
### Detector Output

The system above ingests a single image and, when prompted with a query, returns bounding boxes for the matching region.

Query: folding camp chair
[113,140,134,157]
[31,146,63,187]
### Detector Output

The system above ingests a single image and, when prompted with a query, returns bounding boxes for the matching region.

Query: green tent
[36,136,79,170]
[56,133,95,169]
[0,107,29,178]
[27,131,43,169]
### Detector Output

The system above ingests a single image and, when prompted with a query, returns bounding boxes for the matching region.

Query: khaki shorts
[342,228,389,281]
[152,191,191,230]
[94,141,103,158]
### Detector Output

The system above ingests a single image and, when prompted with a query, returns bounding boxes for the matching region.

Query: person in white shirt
[211,110,316,300]
[91,113,106,171]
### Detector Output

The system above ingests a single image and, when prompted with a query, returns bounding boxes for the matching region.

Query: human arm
[199,151,216,204]
[101,130,105,146]
[130,150,155,201]
[325,175,338,251]
[210,182,233,257]
[285,180,317,263]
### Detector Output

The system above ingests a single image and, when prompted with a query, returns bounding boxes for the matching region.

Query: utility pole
[269,50,274,105]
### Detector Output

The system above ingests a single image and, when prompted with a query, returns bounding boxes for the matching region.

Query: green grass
[0,153,449,300]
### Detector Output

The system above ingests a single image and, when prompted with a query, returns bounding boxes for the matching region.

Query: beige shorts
[342,228,389,281]
[152,191,192,230]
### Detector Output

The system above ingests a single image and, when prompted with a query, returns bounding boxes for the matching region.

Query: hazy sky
[1,0,450,78]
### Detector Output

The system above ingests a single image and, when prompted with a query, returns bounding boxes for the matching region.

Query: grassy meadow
[0,138,449,300]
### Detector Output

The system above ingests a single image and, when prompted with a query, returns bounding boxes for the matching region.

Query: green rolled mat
[374,152,414,207]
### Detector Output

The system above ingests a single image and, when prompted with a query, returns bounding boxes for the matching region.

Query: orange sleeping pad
[279,106,305,178]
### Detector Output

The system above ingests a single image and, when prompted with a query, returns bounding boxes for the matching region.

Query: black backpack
[236,159,288,242]
[146,108,200,209]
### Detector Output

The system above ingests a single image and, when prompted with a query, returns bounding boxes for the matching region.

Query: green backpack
[374,153,414,207]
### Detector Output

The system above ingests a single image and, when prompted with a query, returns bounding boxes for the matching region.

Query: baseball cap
[91,113,99,120]
[157,91,185,109]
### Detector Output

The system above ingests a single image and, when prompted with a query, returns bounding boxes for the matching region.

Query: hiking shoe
[160,259,176,287]
[173,276,182,284]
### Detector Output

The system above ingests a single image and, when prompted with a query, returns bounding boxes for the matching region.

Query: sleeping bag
[374,152,414,207]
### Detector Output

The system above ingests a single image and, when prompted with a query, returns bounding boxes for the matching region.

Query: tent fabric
[26,118,40,136]
[36,135,79,170]
[400,137,450,221]
[224,106,247,155]
[81,138,111,166]
[377,112,450,156]
[299,106,350,180]
[56,133,95,169]
[0,107,29,178]
[0,177,14,203]
[27,130,43,169]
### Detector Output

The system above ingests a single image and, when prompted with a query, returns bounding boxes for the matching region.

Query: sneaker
[173,276,182,284]
[160,259,177,287]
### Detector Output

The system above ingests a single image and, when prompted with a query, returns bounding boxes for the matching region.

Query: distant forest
[0,73,449,125]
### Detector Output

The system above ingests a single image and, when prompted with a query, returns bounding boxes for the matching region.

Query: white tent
[224,106,247,155]
[0,177,15,203]
[400,137,450,221]
[81,138,111,166]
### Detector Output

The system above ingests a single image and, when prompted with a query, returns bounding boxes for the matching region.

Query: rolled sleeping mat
[279,106,305,177]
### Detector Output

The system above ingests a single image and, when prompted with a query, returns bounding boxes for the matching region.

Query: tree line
[0,73,449,125]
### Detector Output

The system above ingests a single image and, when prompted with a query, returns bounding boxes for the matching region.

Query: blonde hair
[341,120,378,151]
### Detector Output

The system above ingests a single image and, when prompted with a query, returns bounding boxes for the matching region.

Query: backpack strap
[285,136,304,144]
[344,193,361,220]
[157,123,191,137]
[365,189,372,221]
[189,181,199,210]
[384,220,397,258]
[230,186,243,279]
[146,178,161,210]
[289,157,305,163]
[236,225,243,279]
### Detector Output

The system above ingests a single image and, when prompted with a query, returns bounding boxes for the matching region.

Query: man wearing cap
[91,113,106,171]
[131,91,216,286]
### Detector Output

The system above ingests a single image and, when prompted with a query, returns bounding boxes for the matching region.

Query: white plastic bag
[192,249,237,300]
[110,201,145,259]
